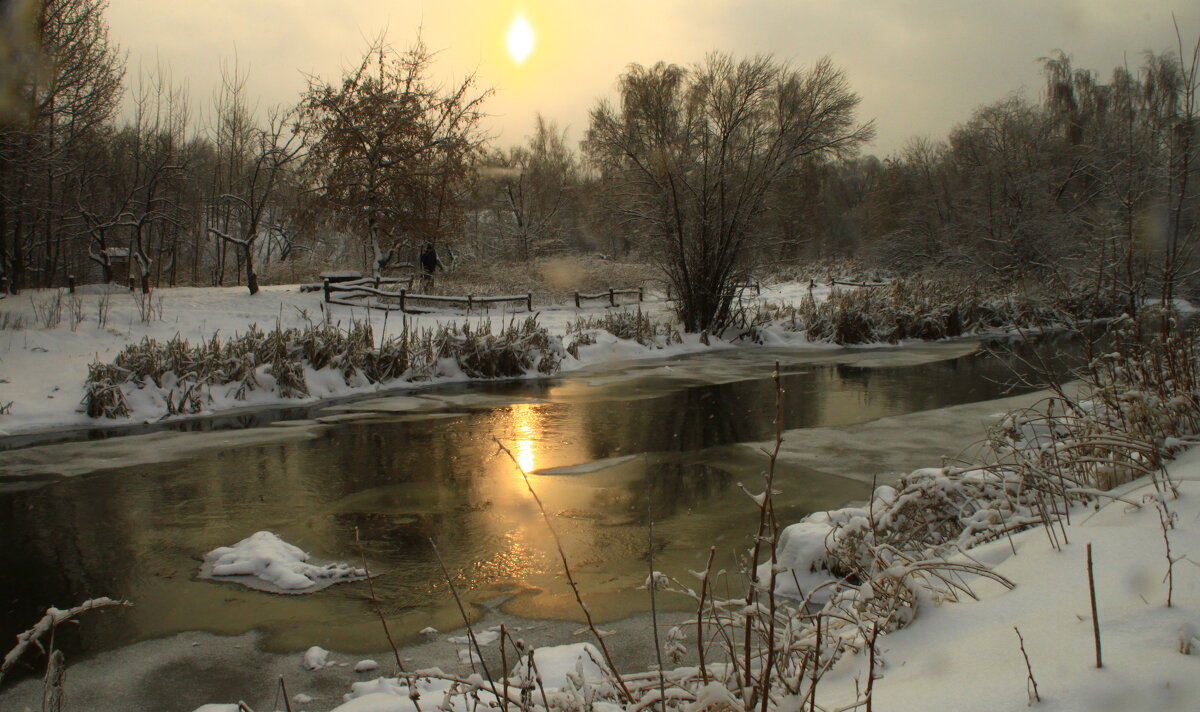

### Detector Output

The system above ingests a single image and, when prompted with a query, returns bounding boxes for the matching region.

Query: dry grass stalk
[1013,626,1040,705]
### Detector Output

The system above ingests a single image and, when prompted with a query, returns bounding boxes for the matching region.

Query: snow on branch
[0,597,131,686]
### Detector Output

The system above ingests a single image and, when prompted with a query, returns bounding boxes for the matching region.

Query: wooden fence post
[323,279,331,303]
[574,291,581,309]
[527,292,533,312]
[638,286,644,302]
[609,287,615,307]
[68,275,76,294]
[127,276,135,291]
[468,293,474,312]
[399,288,406,313]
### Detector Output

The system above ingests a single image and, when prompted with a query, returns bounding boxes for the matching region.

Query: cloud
[105,0,1200,155]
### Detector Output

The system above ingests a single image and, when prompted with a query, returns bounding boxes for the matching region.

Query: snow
[304,646,333,670]
[510,642,609,690]
[0,281,833,437]
[354,659,379,673]
[201,531,367,594]
[783,454,1200,712]
[446,629,500,646]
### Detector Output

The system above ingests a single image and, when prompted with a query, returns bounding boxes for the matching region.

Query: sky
[103,1,1200,157]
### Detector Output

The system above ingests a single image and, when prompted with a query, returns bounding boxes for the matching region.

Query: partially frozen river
[0,336,1077,666]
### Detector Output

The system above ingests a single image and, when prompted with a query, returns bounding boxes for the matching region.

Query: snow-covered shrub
[746,277,1117,345]
[427,317,563,379]
[82,316,568,418]
[564,308,682,355]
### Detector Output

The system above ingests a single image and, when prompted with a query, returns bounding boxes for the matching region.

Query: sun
[506,14,535,64]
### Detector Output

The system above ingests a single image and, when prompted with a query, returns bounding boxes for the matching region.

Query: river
[0,336,1077,669]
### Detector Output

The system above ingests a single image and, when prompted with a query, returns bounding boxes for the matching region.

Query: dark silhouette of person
[419,243,441,291]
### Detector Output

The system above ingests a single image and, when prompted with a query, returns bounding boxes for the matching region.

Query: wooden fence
[324,279,649,314]
[574,287,644,308]
[324,279,532,313]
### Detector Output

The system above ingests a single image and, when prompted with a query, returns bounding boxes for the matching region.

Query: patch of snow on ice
[203,531,366,593]
[303,645,332,670]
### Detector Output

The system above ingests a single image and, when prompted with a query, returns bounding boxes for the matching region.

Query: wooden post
[609,287,615,307]
[399,288,406,313]
[374,275,380,289]
[323,279,331,303]
[574,291,581,309]
[68,275,76,294]
[527,292,533,312]
[638,286,644,302]
[127,276,135,291]
[468,293,474,312]
[754,282,761,296]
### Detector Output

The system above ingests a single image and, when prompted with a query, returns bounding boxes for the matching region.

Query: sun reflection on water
[509,402,540,473]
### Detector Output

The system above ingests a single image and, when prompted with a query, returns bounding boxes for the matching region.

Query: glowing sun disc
[507,14,535,64]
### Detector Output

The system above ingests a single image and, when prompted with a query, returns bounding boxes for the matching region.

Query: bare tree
[296,34,489,277]
[203,63,301,294]
[586,54,873,332]
[0,0,124,292]
[479,114,577,260]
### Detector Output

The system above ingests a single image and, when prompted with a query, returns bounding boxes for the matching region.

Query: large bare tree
[585,53,873,332]
[296,34,489,277]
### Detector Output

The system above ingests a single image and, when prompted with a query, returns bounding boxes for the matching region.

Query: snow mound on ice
[201,531,367,594]
[304,645,332,670]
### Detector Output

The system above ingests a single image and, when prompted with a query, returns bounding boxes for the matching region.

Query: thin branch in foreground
[1014,626,1040,705]
[352,529,414,684]
[428,538,500,697]
[493,436,634,703]
[646,502,667,712]
[1087,543,1102,669]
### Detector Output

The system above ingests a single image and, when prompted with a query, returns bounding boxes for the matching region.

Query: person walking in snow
[419,243,441,292]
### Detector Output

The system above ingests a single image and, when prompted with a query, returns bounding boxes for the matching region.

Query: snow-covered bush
[82,316,565,418]
[564,308,681,355]
[744,277,1121,345]
[423,316,564,379]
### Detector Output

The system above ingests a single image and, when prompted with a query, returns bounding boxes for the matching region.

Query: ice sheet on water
[321,395,445,413]
[740,385,1081,485]
[533,454,639,475]
[563,339,982,392]
[0,423,330,481]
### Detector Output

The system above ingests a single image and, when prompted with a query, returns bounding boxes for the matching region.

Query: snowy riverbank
[0,282,828,438]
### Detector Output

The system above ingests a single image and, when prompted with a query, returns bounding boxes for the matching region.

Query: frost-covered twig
[0,597,131,687]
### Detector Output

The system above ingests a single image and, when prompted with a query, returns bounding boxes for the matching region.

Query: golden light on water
[510,402,539,473]
[506,14,535,64]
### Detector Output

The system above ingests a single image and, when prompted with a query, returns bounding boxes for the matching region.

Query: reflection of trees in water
[579,382,777,459]
[622,462,736,524]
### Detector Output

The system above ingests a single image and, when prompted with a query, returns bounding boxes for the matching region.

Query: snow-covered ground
[188,451,1198,712]
[0,281,826,437]
[811,455,1199,712]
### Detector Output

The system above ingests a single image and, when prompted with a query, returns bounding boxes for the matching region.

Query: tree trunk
[245,243,259,295]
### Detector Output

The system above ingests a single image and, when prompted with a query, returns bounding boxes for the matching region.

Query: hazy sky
[105,1,1200,156]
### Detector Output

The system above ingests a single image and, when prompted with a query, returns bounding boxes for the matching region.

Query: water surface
[0,337,1075,660]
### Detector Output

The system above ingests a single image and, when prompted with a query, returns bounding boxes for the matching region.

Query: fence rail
[830,279,886,288]
[574,287,644,308]
[324,279,532,313]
